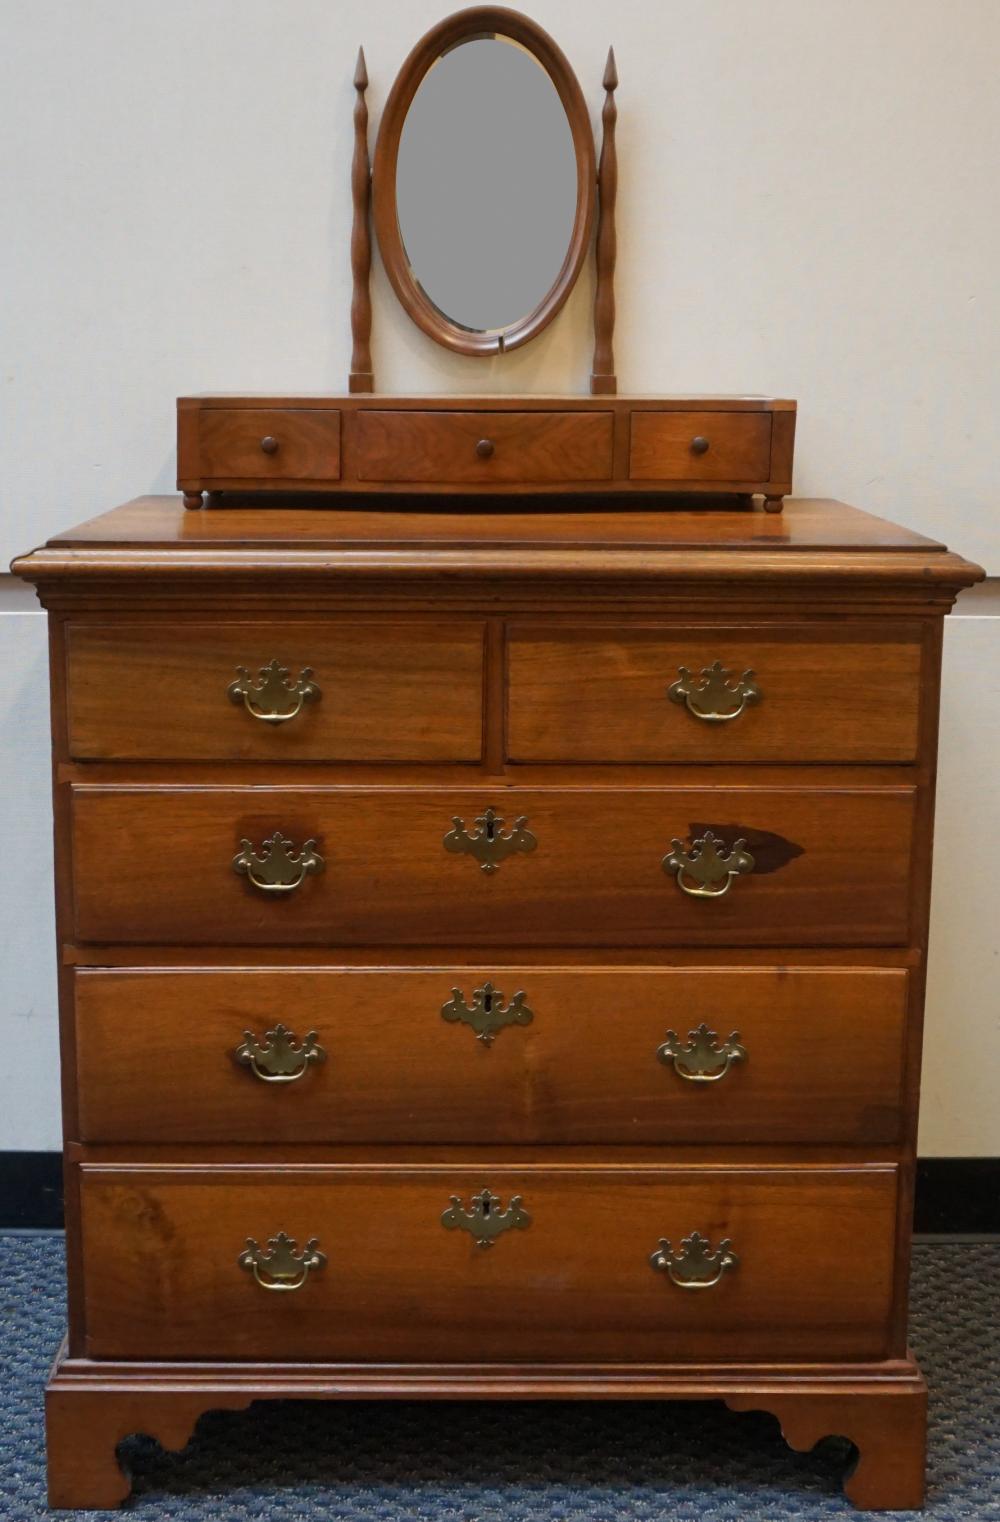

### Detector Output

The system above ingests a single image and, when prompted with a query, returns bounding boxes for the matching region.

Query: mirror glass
[396,36,578,334]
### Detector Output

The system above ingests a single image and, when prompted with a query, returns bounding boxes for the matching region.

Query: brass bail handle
[657,1024,746,1082]
[662,831,754,899]
[228,659,322,724]
[232,833,324,894]
[650,1232,738,1290]
[238,1232,326,1292]
[668,662,761,723]
[235,1024,326,1083]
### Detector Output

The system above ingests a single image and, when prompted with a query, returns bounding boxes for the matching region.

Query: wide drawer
[198,408,341,482]
[64,620,485,762]
[507,625,924,763]
[629,411,772,482]
[355,410,614,483]
[74,966,909,1145]
[80,1163,898,1362]
[70,785,915,946]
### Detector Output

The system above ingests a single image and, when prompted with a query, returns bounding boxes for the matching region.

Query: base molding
[46,1341,927,1511]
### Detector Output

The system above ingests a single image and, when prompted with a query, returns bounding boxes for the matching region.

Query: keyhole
[485,817,496,841]
[482,1196,492,1216]
[483,989,493,1013]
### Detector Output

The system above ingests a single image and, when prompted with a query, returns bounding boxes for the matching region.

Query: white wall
[1,0,998,1153]
[2,0,999,569]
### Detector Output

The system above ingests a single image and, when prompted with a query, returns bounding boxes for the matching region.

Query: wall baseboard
[0,1153,998,1233]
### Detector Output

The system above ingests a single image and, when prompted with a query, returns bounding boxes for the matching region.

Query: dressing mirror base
[177,393,795,504]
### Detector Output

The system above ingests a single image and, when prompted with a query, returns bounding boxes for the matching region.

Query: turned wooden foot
[763,494,784,513]
[726,1379,927,1511]
[182,490,204,510]
[45,1384,250,1509]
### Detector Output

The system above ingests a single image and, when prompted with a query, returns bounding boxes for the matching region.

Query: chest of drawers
[13,495,981,1510]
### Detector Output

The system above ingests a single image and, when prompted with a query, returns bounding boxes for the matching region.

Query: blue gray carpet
[1,1236,998,1519]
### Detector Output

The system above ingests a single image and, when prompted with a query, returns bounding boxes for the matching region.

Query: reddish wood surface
[591,47,618,395]
[73,965,908,1146]
[79,1163,898,1362]
[65,619,485,762]
[69,783,916,947]
[506,623,924,763]
[630,411,772,482]
[198,408,341,482]
[355,410,615,484]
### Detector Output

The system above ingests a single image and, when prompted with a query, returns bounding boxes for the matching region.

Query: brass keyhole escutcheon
[441,1189,531,1248]
[443,808,537,874]
[441,982,534,1045]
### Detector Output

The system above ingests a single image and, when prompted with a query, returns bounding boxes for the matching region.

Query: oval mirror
[373,8,595,355]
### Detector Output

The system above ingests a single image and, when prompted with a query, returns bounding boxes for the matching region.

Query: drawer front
[629,411,772,482]
[507,625,924,763]
[355,411,614,483]
[75,966,908,1145]
[65,621,484,762]
[71,786,915,946]
[80,1164,897,1362]
[198,408,341,481]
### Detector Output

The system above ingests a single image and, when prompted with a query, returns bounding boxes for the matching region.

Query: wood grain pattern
[355,410,615,484]
[79,1163,898,1363]
[198,409,341,483]
[591,47,618,396]
[69,783,916,947]
[630,412,773,482]
[507,623,924,763]
[64,619,485,762]
[73,965,908,1146]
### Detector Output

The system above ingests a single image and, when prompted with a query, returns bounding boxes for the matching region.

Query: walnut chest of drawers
[13,495,982,1510]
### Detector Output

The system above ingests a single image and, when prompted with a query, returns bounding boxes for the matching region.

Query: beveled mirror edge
[370,5,598,361]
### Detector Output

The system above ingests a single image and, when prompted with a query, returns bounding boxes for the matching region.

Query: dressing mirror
[350,7,618,390]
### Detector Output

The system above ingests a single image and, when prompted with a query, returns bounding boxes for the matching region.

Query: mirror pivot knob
[691,436,710,455]
[475,438,495,459]
[260,436,280,455]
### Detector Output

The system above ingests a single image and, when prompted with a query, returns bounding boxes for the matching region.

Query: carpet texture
[2,1236,998,1519]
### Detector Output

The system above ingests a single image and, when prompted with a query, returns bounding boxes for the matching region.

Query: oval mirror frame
[372,6,596,356]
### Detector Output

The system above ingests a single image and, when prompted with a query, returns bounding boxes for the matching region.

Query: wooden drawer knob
[475,438,495,459]
[260,435,280,454]
[690,435,710,455]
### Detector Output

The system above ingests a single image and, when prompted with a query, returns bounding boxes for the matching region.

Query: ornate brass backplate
[235,1023,327,1083]
[443,808,537,874]
[441,982,534,1045]
[441,1188,531,1248]
[662,831,754,899]
[228,660,321,723]
[232,832,324,893]
[238,1231,326,1291]
[668,662,761,723]
[657,1023,746,1082]
[650,1232,738,1289]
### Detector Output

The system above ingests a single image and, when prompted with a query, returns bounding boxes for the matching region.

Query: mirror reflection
[396,36,577,335]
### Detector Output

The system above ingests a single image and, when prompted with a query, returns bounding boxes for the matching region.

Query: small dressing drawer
[355,410,614,483]
[197,408,341,482]
[629,410,772,482]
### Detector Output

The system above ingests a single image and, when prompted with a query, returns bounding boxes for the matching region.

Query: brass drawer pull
[663,831,754,899]
[443,807,537,874]
[235,1023,326,1082]
[238,1231,326,1292]
[228,659,321,724]
[650,1232,738,1290]
[668,662,760,722]
[657,1023,746,1082]
[441,982,534,1046]
[441,1188,531,1248]
[233,832,324,893]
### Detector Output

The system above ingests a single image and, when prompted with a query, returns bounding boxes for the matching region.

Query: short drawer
[65,621,484,762]
[629,410,772,482]
[74,966,908,1146]
[80,1163,898,1362]
[198,408,341,482]
[507,625,924,763]
[70,784,915,947]
[355,410,614,483]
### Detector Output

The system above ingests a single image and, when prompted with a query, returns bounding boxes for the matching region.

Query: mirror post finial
[349,45,375,393]
[591,44,618,396]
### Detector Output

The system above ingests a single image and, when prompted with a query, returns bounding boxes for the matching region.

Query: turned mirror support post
[349,45,375,394]
[591,46,618,396]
